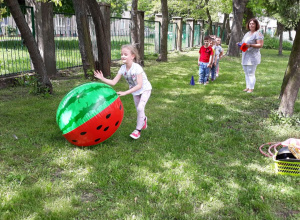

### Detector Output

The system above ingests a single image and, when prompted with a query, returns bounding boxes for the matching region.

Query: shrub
[263,34,293,50]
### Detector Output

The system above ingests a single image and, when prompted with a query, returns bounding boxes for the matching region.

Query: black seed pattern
[106,114,111,119]
[115,121,119,126]
[95,138,101,142]
[72,140,77,142]
[104,126,109,131]
[97,125,102,130]
[80,132,87,135]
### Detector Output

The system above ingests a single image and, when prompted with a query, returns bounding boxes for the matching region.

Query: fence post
[186,18,194,48]
[137,10,144,65]
[155,14,162,53]
[172,17,182,51]
[99,2,111,67]
[197,19,204,46]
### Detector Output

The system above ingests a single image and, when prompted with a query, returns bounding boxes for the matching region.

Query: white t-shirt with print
[118,62,152,95]
[215,45,223,59]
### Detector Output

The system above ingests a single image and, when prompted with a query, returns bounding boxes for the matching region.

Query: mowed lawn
[0,47,300,219]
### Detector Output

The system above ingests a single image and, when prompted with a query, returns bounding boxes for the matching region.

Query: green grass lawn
[1,48,300,219]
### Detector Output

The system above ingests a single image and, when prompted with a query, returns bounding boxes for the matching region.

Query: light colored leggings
[133,90,151,130]
[242,65,257,90]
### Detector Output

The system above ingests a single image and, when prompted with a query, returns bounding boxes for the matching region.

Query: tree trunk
[289,29,293,41]
[41,2,56,77]
[243,5,254,34]
[131,0,141,64]
[204,0,212,36]
[27,0,57,77]
[277,21,284,56]
[225,15,230,45]
[86,0,111,77]
[279,21,300,116]
[72,0,95,78]
[4,0,52,93]
[226,0,249,57]
[206,7,212,35]
[220,13,228,42]
[157,0,168,62]
[137,11,144,66]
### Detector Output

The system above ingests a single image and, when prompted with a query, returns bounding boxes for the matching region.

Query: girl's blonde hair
[121,44,140,62]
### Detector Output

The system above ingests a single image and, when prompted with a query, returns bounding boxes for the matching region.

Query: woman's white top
[241,31,264,65]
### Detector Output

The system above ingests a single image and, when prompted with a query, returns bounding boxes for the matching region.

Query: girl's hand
[94,70,104,80]
[117,91,127,96]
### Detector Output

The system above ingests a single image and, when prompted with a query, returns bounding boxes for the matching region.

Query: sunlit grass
[1,48,300,219]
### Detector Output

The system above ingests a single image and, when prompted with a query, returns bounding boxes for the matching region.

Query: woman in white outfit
[240,18,264,93]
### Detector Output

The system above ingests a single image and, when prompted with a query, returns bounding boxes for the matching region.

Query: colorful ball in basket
[56,82,124,147]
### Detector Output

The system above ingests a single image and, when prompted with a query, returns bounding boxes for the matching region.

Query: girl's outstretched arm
[94,70,122,86]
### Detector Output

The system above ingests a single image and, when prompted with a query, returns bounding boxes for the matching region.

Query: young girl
[215,37,224,78]
[94,44,152,139]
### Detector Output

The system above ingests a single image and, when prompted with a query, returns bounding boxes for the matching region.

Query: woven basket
[273,157,300,176]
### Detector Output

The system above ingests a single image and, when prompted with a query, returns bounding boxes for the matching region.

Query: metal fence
[0,6,34,76]
[194,24,201,46]
[110,17,131,59]
[168,23,177,51]
[1,9,218,77]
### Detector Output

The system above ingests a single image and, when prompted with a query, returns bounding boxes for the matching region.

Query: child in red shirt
[198,36,213,85]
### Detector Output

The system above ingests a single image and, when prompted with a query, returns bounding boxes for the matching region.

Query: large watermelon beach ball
[56,82,124,147]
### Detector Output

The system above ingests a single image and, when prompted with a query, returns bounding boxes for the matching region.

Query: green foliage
[247,0,266,17]
[269,110,300,126]
[14,74,41,95]
[5,25,16,36]
[0,0,6,21]
[137,0,232,21]
[263,0,300,28]
[53,0,129,16]
[53,0,74,14]
[263,34,293,50]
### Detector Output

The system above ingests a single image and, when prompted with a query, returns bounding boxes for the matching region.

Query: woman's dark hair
[246,18,260,31]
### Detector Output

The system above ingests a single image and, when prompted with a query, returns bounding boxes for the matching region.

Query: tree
[205,0,213,35]
[156,0,168,62]
[4,0,53,93]
[261,0,298,56]
[221,13,230,44]
[279,21,300,116]
[86,0,111,77]
[72,0,95,78]
[130,0,142,64]
[243,4,254,33]
[277,0,300,116]
[277,21,284,56]
[33,1,57,77]
[226,0,249,57]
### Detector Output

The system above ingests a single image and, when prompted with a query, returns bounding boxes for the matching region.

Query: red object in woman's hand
[240,43,248,52]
